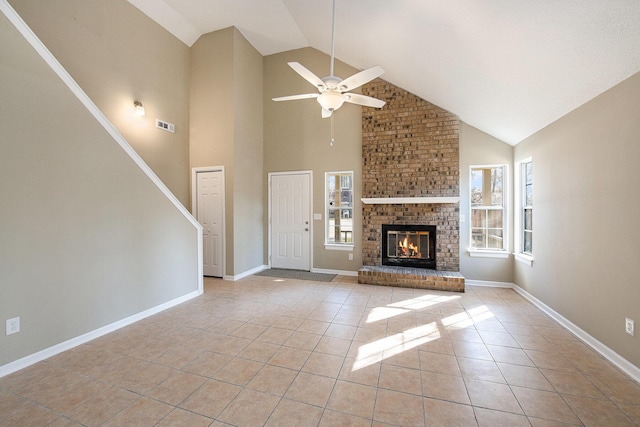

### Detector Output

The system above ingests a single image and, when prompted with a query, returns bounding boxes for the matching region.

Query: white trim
[225,265,268,281]
[361,197,459,205]
[192,166,226,279]
[465,279,515,288]
[512,284,640,383]
[325,244,354,252]
[0,0,203,293]
[0,290,201,378]
[514,252,534,266]
[311,268,358,277]
[467,250,510,259]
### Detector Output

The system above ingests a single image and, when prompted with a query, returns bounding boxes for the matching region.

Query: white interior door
[271,172,311,270]
[195,169,224,277]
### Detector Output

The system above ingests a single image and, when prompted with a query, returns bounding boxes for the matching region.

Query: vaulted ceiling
[129,0,640,145]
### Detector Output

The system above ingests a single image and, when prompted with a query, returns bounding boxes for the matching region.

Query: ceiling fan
[272,0,386,118]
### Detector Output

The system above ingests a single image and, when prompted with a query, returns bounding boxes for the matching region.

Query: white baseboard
[465,279,515,288]
[225,265,268,281]
[466,279,640,382]
[311,268,358,277]
[0,289,201,378]
[511,284,640,383]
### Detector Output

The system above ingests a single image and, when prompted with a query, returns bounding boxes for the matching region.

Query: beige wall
[263,48,363,271]
[0,9,199,366]
[514,71,640,370]
[459,123,514,282]
[190,28,236,275]
[9,0,192,206]
[190,27,264,276]
[232,30,264,274]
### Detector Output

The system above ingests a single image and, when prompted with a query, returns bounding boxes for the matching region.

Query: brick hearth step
[358,266,465,292]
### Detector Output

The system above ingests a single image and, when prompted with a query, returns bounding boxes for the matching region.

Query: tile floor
[1,275,640,426]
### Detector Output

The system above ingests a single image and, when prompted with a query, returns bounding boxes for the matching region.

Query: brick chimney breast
[361,79,460,272]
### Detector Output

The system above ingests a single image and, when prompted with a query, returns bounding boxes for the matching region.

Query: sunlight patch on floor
[366,294,461,324]
[366,306,410,323]
[355,299,498,371]
[353,322,441,371]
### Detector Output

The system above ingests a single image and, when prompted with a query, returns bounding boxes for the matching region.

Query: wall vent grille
[156,119,175,133]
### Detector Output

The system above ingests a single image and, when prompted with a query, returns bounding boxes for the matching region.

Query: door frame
[192,166,226,278]
[268,170,313,270]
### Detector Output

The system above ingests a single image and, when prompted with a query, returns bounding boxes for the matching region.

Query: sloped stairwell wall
[0,4,201,370]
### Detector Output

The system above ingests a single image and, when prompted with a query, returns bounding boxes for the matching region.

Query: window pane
[487,210,503,228]
[487,229,503,249]
[470,169,484,206]
[340,189,352,206]
[471,209,486,228]
[524,208,532,231]
[523,161,532,207]
[491,167,503,206]
[523,231,532,254]
[340,174,352,188]
[471,229,486,248]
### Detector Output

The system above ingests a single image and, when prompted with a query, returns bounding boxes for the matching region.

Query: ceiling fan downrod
[329,0,336,78]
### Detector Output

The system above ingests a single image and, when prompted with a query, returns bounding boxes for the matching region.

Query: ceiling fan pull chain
[331,113,335,146]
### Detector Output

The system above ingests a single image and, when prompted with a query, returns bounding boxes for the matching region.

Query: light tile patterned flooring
[1,275,640,426]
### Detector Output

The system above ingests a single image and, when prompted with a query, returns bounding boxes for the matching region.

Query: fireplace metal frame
[381,224,437,269]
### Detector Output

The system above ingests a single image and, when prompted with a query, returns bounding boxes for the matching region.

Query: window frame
[515,157,534,265]
[468,164,508,257]
[325,171,354,250]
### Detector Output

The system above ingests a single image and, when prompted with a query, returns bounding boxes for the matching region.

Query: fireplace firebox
[382,224,437,269]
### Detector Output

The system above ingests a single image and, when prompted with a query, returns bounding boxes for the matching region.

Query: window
[326,172,353,246]
[470,165,506,251]
[521,159,533,255]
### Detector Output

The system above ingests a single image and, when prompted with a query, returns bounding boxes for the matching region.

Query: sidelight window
[326,171,353,245]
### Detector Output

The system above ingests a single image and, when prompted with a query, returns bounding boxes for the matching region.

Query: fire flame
[399,237,418,257]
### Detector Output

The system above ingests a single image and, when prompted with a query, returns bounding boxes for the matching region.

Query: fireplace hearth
[382,224,436,269]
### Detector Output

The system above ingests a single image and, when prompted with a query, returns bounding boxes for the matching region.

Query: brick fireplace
[357,79,464,292]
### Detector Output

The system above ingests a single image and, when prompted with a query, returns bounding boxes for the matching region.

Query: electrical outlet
[625,318,634,336]
[6,317,20,336]
[348,253,353,261]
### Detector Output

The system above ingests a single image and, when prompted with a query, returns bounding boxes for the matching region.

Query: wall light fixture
[134,101,145,116]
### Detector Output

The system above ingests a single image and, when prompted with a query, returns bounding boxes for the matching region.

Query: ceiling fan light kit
[272,0,386,120]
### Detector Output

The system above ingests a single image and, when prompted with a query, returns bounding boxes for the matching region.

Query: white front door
[195,169,224,277]
[270,172,311,270]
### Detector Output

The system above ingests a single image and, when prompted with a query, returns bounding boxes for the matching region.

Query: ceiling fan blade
[272,93,319,102]
[339,66,385,91]
[322,108,333,118]
[344,93,386,108]
[288,62,326,90]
